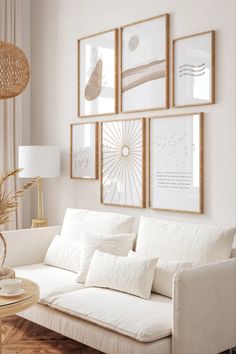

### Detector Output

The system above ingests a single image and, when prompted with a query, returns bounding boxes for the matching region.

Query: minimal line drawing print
[70,122,98,179]
[101,119,145,208]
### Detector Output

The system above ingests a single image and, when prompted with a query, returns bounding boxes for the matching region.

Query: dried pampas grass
[0,168,36,271]
[0,168,36,226]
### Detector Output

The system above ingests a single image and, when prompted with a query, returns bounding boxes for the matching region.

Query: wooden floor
[2,315,103,353]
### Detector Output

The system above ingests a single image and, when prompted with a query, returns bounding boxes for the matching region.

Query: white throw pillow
[76,233,136,283]
[85,250,157,299]
[128,251,192,298]
[136,217,236,265]
[60,208,134,240]
[44,235,81,272]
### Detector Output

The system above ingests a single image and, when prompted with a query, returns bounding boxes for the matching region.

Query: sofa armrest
[1,226,61,267]
[231,248,236,258]
[173,259,236,354]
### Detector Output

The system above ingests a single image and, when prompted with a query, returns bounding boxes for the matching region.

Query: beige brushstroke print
[122,59,166,93]
[121,14,169,112]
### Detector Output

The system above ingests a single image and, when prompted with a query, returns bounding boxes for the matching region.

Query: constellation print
[150,115,202,213]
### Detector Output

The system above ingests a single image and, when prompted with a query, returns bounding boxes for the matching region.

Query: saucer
[0,289,25,297]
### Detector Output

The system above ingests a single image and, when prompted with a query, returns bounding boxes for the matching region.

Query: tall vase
[0,232,15,280]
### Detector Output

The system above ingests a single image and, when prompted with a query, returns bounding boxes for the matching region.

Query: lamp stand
[31,177,47,228]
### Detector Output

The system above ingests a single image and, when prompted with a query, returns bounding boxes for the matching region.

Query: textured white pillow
[129,251,192,298]
[136,217,236,265]
[76,233,136,283]
[85,250,157,299]
[60,208,134,240]
[44,235,81,272]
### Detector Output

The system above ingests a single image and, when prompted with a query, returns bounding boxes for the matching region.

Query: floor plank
[2,315,103,353]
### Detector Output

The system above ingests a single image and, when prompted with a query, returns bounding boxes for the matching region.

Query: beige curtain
[0,0,23,230]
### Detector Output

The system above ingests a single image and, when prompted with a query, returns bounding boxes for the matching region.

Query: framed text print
[101,119,146,208]
[120,14,169,113]
[173,31,215,107]
[70,122,98,179]
[149,113,203,213]
[78,29,118,117]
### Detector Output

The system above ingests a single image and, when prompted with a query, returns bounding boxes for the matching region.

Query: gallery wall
[30,0,236,229]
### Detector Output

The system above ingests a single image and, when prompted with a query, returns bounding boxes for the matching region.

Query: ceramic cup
[0,278,22,294]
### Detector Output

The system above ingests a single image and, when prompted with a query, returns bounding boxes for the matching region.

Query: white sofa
[2,209,236,354]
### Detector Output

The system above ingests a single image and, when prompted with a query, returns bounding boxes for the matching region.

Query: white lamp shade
[18,146,60,178]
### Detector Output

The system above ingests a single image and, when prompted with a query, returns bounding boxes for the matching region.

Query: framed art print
[173,31,215,107]
[70,122,98,179]
[149,113,203,213]
[101,118,146,208]
[78,29,118,117]
[120,14,169,113]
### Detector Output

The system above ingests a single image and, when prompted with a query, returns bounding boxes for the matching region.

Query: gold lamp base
[31,218,47,228]
[31,177,47,228]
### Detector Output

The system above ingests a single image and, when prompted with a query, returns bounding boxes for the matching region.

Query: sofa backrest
[136,216,236,265]
[60,208,135,239]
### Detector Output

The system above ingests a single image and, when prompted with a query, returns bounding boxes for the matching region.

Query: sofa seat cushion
[14,263,83,298]
[42,287,172,342]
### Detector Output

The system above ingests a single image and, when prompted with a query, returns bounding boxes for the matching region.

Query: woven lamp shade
[0,41,30,99]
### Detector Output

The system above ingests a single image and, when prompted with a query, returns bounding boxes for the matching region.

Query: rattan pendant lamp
[0,40,29,99]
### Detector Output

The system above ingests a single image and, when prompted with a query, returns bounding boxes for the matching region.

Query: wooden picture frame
[101,118,146,208]
[120,14,169,113]
[78,29,118,117]
[172,30,215,108]
[149,113,204,214]
[70,122,99,179]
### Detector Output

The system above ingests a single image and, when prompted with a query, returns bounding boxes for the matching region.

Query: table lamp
[18,146,60,228]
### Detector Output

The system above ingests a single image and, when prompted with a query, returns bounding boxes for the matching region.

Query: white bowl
[0,278,22,294]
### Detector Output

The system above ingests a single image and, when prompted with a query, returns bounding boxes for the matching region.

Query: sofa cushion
[85,250,157,299]
[61,208,134,239]
[136,217,236,265]
[152,259,192,298]
[44,235,81,272]
[128,250,192,298]
[76,233,136,283]
[42,287,172,342]
[14,263,83,298]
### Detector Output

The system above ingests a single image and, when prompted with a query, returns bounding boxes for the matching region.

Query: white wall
[30,0,236,229]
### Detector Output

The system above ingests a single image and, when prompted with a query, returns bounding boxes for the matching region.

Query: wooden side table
[0,278,39,354]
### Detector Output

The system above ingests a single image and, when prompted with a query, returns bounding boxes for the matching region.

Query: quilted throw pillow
[44,235,81,272]
[85,250,157,299]
[76,233,136,283]
[128,250,192,298]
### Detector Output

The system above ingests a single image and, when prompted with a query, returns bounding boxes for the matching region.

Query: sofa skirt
[18,304,171,354]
